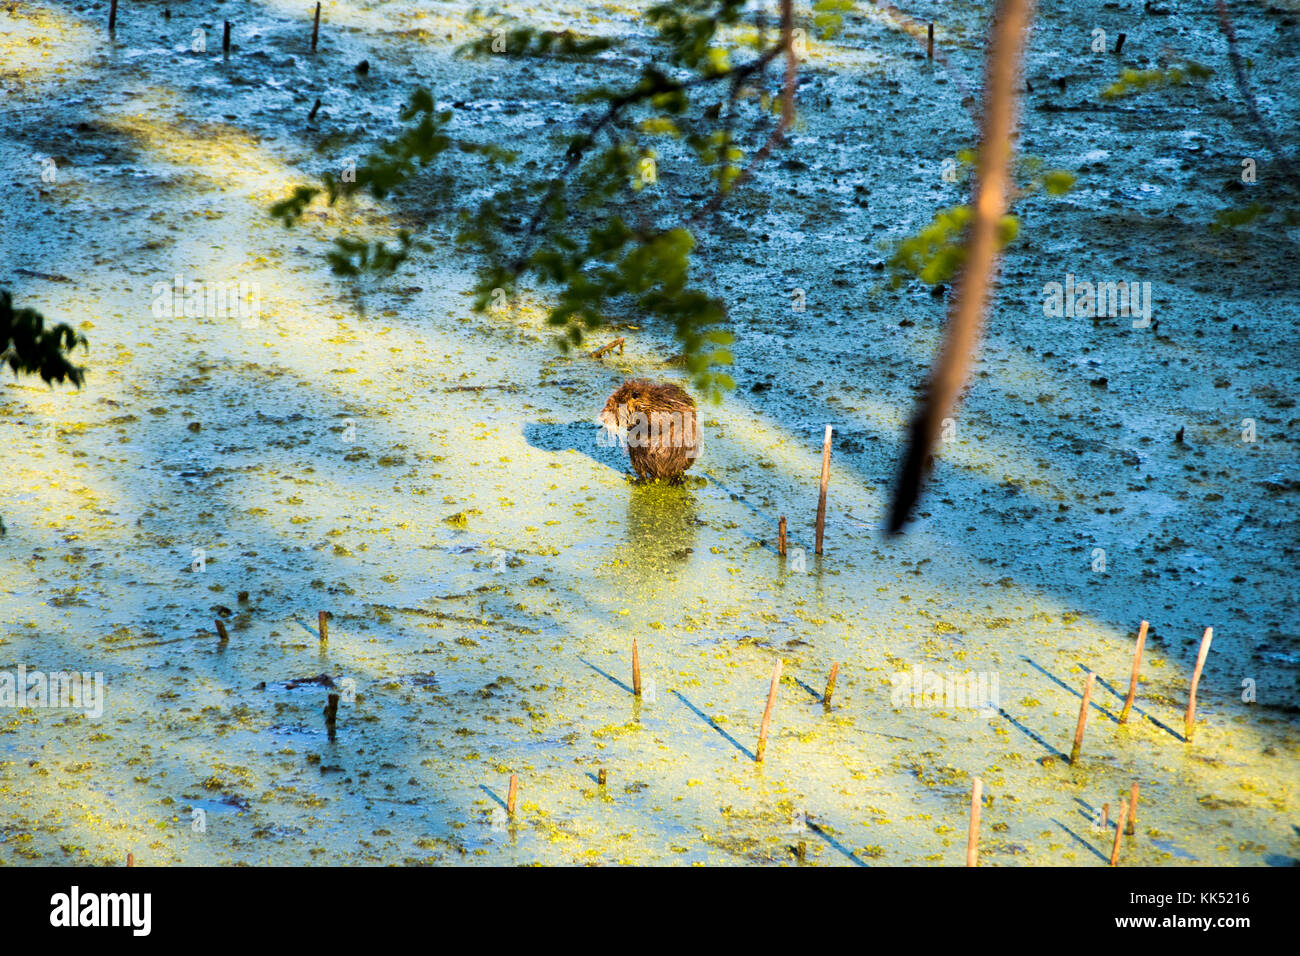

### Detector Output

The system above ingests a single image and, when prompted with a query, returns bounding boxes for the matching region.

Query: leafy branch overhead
[1098,45,1295,231]
[270,89,512,276]
[272,0,807,399]
[0,289,87,388]
[888,155,1074,289]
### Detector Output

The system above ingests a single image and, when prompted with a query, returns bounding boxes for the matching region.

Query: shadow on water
[578,656,635,696]
[523,420,627,474]
[623,481,699,572]
[1074,796,1097,824]
[673,690,756,761]
[293,615,325,642]
[1073,659,1185,741]
[807,818,869,867]
[479,783,506,811]
[1023,657,1120,725]
[997,707,1068,761]
[790,675,824,702]
[1053,819,1109,864]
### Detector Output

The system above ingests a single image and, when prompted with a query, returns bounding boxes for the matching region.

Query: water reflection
[618,481,699,597]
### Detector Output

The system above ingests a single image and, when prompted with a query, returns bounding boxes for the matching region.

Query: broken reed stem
[755,659,783,763]
[1070,671,1095,765]
[222,20,231,55]
[1185,627,1213,742]
[631,639,642,697]
[311,1,321,52]
[507,774,518,816]
[777,515,787,556]
[927,22,934,60]
[109,0,118,33]
[318,610,329,643]
[823,662,839,706]
[588,337,625,358]
[1115,32,1126,55]
[126,851,133,867]
[1126,782,1139,835]
[966,777,982,867]
[1110,799,1128,866]
[814,425,832,555]
[307,98,321,121]
[1119,619,1148,724]
[324,693,339,727]
[215,619,229,644]
[597,768,606,787]
[1101,803,1109,832]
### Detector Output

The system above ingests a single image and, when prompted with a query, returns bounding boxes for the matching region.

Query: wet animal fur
[599,379,700,481]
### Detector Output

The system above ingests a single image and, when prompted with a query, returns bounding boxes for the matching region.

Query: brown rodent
[599,379,701,481]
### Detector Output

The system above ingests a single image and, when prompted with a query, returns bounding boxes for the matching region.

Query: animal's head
[598,379,653,434]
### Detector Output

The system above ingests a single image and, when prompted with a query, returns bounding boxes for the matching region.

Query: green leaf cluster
[1101,60,1212,99]
[812,0,856,39]
[646,0,748,69]
[888,152,1072,288]
[888,207,1019,289]
[1,289,87,387]
[271,2,773,397]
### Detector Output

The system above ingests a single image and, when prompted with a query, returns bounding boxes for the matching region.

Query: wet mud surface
[0,0,1297,865]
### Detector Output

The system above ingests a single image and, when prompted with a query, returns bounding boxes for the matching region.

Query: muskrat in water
[599,379,700,481]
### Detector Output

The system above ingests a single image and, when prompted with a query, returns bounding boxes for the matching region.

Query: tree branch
[509,40,790,272]
[887,0,1032,534]
[1214,0,1295,184]
[688,0,797,225]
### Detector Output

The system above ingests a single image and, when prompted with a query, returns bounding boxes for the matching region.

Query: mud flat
[0,0,1296,865]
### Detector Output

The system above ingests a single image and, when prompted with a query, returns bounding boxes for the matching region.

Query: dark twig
[588,337,625,358]
[1215,0,1294,181]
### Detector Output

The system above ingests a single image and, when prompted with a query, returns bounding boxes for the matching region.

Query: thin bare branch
[1214,0,1295,182]
[887,0,1032,534]
[688,0,797,225]
[509,40,789,271]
